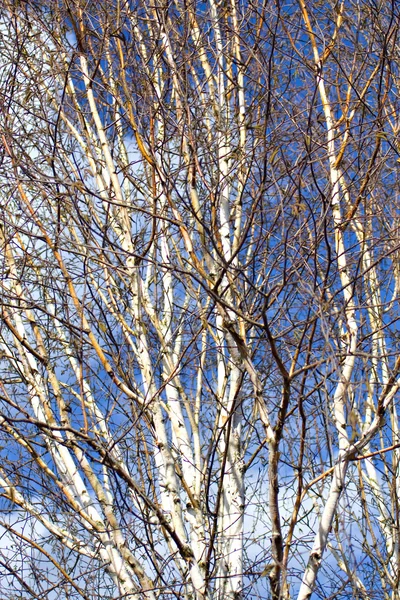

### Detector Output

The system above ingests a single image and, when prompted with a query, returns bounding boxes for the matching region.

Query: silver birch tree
[0,1,400,599]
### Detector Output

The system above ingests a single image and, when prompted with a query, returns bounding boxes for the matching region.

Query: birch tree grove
[1,0,400,598]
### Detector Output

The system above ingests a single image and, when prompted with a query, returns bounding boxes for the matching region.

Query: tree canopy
[0,1,400,599]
